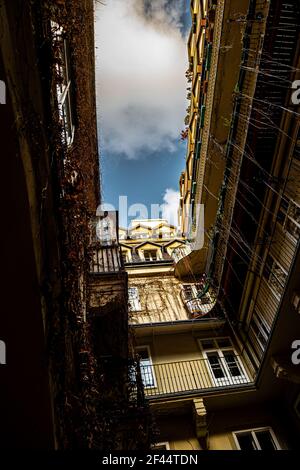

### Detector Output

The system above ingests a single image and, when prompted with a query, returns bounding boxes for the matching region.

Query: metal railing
[185,297,216,317]
[139,356,252,398]
[90,244,124,273]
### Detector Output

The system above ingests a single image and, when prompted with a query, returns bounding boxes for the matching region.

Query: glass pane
[251,318,268,348]
[207,354,225,379]
[183,285,194,301]
[256,430,277,450]
[237,433,257,450]
[140,364,155,387]
[223,352,242,377]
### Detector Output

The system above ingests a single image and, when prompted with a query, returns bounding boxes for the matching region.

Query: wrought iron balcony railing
[89,244,124,274]
[185,297,216,317]
[138,356,253,399]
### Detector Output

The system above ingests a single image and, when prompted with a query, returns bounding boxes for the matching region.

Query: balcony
[139,356,253,399]
[90,243,124,274]
[185,297,216,317]
[89,211,124,274]
[88,212,128,359]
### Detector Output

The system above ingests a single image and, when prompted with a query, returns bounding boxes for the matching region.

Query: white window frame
[233,427,281,450]
[198,337,249,387]
[143,249,158,261]
[136,345,157,389]
[128,287,141,312]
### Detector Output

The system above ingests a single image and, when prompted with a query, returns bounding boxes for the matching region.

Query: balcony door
[199,338,249,387]
[205,350,248,386]
[136,346,156,388]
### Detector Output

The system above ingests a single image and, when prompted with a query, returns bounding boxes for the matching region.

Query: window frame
[233,427,281,450]
[136,345,157,389]
[181,283,206,300]
[128,286,142,312]
[198,337,249,387]
[143,249,158,261]
[248,309,270,358]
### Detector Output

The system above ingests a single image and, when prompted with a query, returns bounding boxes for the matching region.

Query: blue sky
[95,0,191,227]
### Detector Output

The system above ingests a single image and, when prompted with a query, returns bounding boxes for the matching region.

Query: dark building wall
[0,50,55,449]
[0,0,101,448]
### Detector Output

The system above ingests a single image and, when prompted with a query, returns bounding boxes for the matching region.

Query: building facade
[120,219,284,450]
[121,0,300,451]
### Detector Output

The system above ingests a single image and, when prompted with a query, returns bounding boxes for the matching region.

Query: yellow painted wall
[129,276,190,324]
[154,405,289,450]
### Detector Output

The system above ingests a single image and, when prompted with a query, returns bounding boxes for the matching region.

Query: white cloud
[95,0,188,159]
[161,188,180,227]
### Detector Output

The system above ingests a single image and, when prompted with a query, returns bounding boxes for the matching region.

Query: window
[182,285,194,301]
[140,232,150,239]
[248,310,270,358]
[198,337,249,386]
[128,287,141,312]
[181,283,204,301]
[136,346,156,388]
[263,254,288,297]
[143,250,158,261]
[181,284,212,316]
[233,428,281,450]
[51,22,75,147]
[277,199,300,240]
